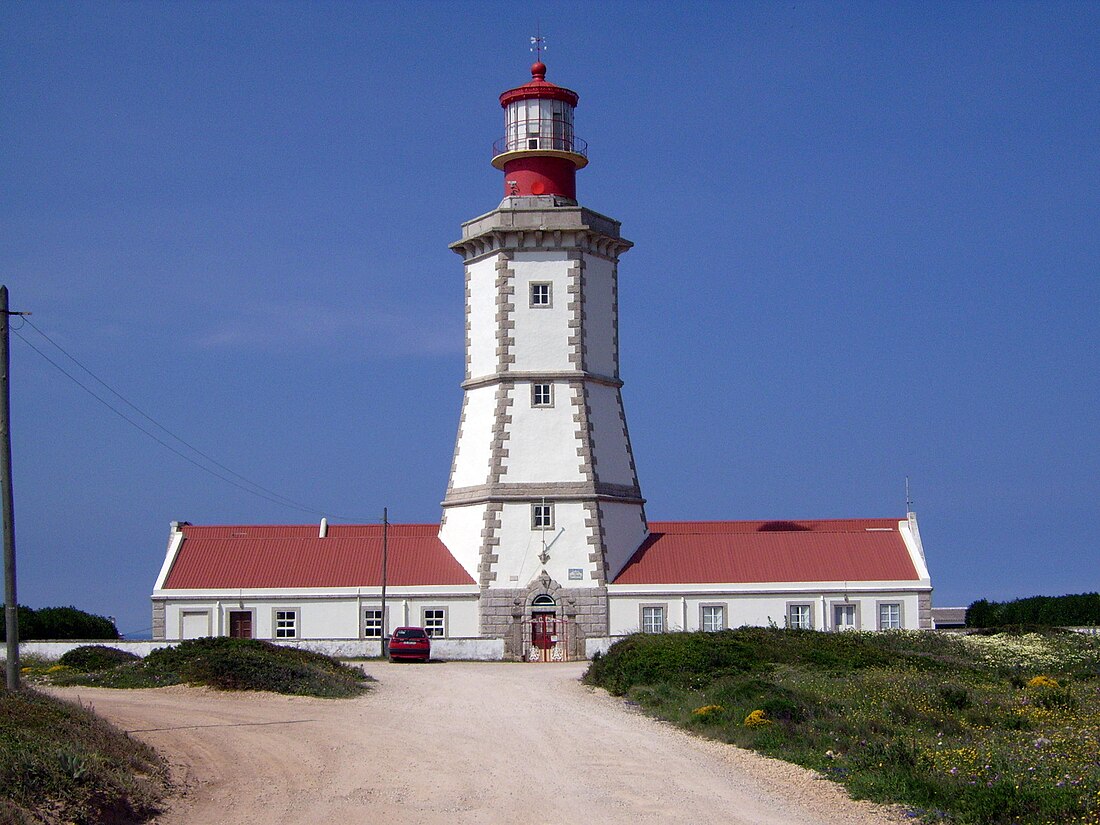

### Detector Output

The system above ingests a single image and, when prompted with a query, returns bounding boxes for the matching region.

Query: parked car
[388,626,430,663]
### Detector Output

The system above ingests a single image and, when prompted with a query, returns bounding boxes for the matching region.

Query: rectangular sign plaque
[568,568,583,580]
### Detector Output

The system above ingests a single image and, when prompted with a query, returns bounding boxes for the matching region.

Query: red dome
[498,62,579,108]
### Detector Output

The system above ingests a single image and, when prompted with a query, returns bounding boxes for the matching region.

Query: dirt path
[52,661,904,824]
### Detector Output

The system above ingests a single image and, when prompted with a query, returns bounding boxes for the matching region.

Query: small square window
[363,608,384,639]
[423,608,446,638]
[788,604,812,630]
[834,603,857,631]
[532,503,554,530]
[879,603,901,630]
[641,605,665,634]
[532,383,553,407]
[274,609,298,639]
[530,282,552,308]
[701,605,725,632]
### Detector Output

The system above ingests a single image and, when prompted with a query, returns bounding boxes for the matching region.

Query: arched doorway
[527,594,568,661]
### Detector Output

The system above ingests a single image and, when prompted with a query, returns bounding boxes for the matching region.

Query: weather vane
[530,31,547,62]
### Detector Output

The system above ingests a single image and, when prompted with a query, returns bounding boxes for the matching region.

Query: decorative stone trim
[566,251,586,372]
[918,591,933,630]
[464,263,473,381]
[494,253,515,373]
[571,381,597,485]
[585,501,608,586]
[443,393,471,496]
[443,480,642,503]
[449,202,634,264]
[151,600,166,641]
[615,389,644,498]
[461,370,623,391]
[610,260,620,379]
[477,502,504,587]
[487,385,513,485]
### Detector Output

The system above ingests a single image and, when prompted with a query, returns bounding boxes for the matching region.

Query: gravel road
[54,661,905,824]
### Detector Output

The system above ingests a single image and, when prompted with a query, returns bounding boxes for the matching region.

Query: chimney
[319,517,328,538]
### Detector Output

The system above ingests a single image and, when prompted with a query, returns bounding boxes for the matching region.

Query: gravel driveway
[55,661,904,824]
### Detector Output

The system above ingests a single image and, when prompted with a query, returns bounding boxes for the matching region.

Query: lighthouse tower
[440,61,648,653]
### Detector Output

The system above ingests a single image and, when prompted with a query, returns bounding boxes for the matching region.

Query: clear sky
[2,2,1097,637]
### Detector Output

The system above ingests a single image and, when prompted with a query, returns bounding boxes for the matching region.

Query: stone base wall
[480,584,608,660]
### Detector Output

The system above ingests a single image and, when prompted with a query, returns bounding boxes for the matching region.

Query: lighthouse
[439,60,649,652]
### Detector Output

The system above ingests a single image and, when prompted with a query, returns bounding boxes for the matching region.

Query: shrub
[966,593,1100,628]
[141,637,370,697]
[743,709,770,727]
[585,628,1100,824]
[1026,674,1059,689]
[0,605,118,641]
[0,688,168,823]
[58,645,140,672]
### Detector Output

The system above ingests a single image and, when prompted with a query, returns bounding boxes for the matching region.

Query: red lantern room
[491,61,588,201]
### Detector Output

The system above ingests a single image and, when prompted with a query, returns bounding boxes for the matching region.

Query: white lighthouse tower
[440,60,648,654]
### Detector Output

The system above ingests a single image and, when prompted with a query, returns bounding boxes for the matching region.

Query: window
[532,502,554,530]
[879,603,901,630]
[423,608,446,638]
[641,605,665,634]
[363,608,384,639]
[788,603,812,630]
[532,383,553,407]
[530,282,552,307]
[701,604,725,632]
[273,609,298,639]
[834,603,857,631]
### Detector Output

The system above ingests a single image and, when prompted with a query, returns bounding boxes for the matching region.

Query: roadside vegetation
[0,688,168,825]
[23,638,373,698]
[0,605,118,641]
[584,627,1100,824]
[966,592,1100,628]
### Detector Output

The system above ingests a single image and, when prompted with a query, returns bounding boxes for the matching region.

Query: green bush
[58,645,140,671]
[966,593,1100,628]
[585,628,1100,824]
[142,637,370,697]
[0,604,118,641]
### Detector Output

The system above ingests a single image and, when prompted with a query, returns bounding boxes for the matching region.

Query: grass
[27,638,374,698]
[0,688,169,825]
[5,639,373,823]
[584,627,1100,824]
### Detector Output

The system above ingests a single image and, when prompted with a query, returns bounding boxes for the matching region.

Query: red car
[388,626,431,663]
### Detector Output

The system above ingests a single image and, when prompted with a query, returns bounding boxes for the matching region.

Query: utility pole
[2,286,27,691]
[380,507,389,658]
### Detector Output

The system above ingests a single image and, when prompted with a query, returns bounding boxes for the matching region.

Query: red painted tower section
[491,62,588,200]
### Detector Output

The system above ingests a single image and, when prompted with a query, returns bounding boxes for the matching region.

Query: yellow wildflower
[744,709,771,727]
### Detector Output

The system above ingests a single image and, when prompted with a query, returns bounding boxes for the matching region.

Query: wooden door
[531,612,555,649]
[229,611,253,639]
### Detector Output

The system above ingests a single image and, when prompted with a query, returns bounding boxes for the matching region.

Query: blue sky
[2,2,1097,637]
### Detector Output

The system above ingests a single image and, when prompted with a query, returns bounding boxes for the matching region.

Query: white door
[181,610,210,639]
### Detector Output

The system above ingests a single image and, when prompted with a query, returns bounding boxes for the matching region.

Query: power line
[14,321,373,521]
[23,317,314,512]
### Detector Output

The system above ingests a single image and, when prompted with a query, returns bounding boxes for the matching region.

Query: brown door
[229,611,253,639]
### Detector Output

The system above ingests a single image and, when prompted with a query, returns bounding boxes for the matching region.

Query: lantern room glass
[504,98,575,153]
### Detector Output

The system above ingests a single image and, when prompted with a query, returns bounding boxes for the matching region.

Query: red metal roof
[161,523,474,589]
[613,519,920,585]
